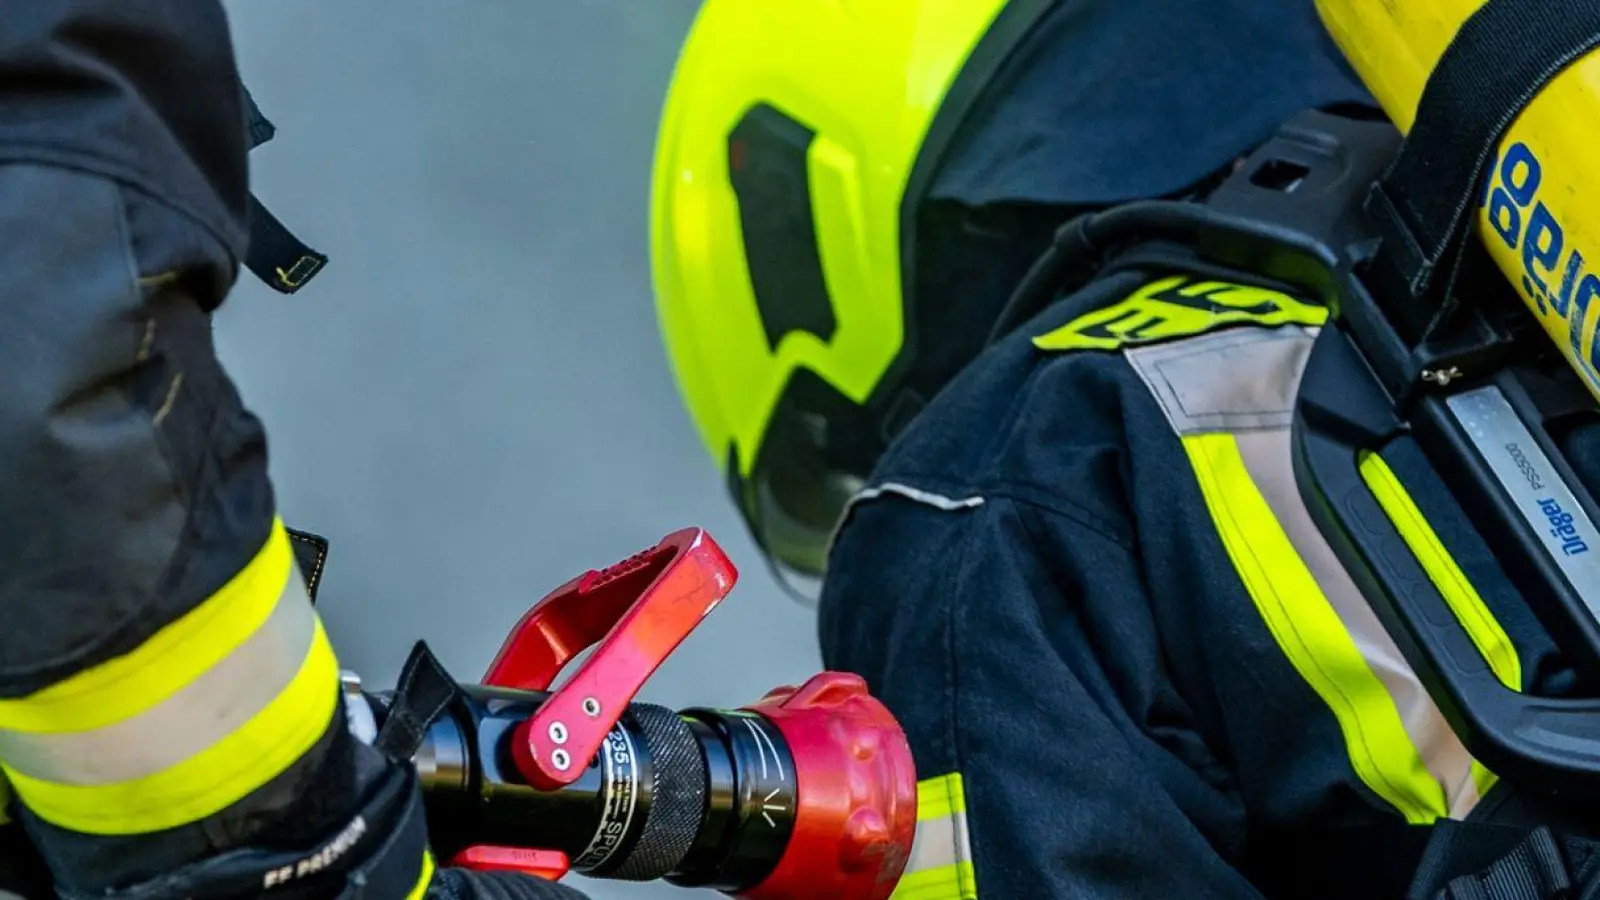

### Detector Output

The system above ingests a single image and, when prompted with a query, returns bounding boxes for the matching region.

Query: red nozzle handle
[736,673,919,900]
[451,846,570,881]
[481,527,737,790]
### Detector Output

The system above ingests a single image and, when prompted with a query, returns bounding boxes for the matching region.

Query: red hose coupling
[736,672,918,900]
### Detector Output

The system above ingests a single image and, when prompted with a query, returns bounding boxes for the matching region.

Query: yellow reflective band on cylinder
[0,520,341,835]
[891,773,977,900]
[406,851,436,900]
[0,773,10,826]
[1182,433,1450,824]
[1358,450,1521,797]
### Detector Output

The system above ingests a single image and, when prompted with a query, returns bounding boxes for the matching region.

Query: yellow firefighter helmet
[651,0,1056,578]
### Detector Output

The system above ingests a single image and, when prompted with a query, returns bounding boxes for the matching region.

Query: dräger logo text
[1484,141,1600,390]
[1538,497,1591,557]
[1507,442,1545,491]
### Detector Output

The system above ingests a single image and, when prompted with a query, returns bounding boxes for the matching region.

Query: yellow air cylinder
[1316,1,1600,396]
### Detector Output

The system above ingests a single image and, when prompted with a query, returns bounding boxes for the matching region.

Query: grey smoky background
[220,3,819,897]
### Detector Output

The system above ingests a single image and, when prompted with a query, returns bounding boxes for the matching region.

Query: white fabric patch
[1126,326,1319,436]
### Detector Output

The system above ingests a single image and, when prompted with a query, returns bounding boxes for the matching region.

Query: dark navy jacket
[0,4,251,295]
[931,0,1372,206]
[817,265,1584,898]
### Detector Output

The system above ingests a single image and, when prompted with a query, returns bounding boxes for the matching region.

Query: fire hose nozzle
[425,527,917,898]
[735,673,918,900]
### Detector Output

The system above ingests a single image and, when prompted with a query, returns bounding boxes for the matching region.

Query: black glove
[0,823,53,899]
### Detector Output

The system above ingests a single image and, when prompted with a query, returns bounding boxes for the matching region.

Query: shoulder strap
[240,83,329,295]
[1407,821,1600,900]
[1243,821,1434,900]
[1366,0,1600,302]
[1246,820,1600,900]
[1245,780,1600,900]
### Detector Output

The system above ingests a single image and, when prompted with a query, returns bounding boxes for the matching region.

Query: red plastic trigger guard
[480,527,737,791]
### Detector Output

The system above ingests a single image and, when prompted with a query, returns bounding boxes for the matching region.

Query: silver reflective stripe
[848,482,985,513]
[1233,428,1481,816]
[1448,385,1600,619]
[1126,325,1483,818]
[0,566,315,786]
[1125,326,1313,436]
[891,774,977,899]
[830,482,986,560]
[901,805,973,876]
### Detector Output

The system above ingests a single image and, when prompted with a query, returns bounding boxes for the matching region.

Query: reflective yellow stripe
[0,574,317,784]
[1234,430,1481,815]
[0,521,295,733]
[1182,433,1449,824]
[0,521,341,835]
[407,851,436,900]
[892,863,978,900]
[1109,323,1487,817]
[891,773,977,900]
[1357,453,1522,691]
[916,772,966,820]
[1359,451,1521,797]
[4,620,338,833]
[0,774,10,826]
[1032,275,1328,353]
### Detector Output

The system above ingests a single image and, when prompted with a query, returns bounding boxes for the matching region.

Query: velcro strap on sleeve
[237,80,329,296]
[245,196,328,295]
[241,83,277,150]
[286,528,331,604]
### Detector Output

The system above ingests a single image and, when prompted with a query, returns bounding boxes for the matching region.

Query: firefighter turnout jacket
[820,257,1600,898]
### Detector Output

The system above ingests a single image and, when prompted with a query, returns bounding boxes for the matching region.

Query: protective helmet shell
[651,0,1054,575]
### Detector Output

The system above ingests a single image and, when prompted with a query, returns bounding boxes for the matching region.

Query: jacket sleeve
[0,6,588,899]
[818,488,1267,899]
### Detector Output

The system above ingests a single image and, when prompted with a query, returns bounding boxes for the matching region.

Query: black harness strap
[1244,819,1600,900]
[240,85,328,295]
[1366,0,1600,303]
[1234,770,1600,899]
[1408,822,1600,900]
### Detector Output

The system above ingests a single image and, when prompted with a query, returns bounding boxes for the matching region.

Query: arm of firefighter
[0,2,422,894]
[0,6,594,899]
[819,491,1267,900]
